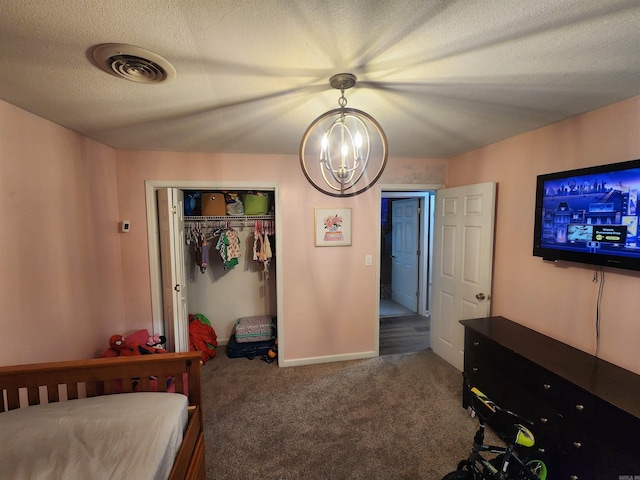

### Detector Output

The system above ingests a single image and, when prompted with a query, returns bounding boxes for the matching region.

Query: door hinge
[171,205,177,214]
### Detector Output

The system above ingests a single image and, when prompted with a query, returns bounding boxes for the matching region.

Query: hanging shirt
[216,229,241,270]
[225,229,241,261]
[262,234,273,279]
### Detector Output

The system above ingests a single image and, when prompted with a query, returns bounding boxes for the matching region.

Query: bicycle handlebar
[468,383,533,425]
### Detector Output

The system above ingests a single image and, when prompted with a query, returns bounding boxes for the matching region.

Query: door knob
[475,293,486,300]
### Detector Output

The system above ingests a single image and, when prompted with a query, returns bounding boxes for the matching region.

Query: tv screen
[533,159,640,271]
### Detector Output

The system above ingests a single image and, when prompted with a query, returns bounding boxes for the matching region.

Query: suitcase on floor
[226,334,275,360]
[234,315,275,343]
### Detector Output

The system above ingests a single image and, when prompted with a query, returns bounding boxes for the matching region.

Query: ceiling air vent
[92,44,176,84]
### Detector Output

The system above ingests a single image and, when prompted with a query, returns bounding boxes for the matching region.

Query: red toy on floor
[188,314,218,364]
[108,333,166,356]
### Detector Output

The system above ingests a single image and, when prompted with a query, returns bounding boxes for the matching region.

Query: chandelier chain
[338,88,347,108]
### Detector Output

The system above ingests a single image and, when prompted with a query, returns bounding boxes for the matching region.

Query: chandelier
[299,73,388,197]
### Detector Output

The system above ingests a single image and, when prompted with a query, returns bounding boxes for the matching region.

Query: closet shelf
[185,215,274,221]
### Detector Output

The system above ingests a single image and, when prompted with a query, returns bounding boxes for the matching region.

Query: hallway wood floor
[379,314,430,356]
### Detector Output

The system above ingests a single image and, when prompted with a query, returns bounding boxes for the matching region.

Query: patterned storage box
[234,315,275,343]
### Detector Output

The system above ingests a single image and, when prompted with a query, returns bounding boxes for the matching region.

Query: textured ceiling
[1,0,640,159]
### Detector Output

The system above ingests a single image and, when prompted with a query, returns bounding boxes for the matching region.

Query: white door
[431,182,496,371]
[157,188,189,352]
[391,198,419,311]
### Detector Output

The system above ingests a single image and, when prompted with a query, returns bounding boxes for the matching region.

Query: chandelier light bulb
[355,131,362,158]
[320,133,328,161]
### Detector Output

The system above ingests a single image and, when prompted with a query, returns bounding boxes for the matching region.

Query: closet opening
[145,181,283,360]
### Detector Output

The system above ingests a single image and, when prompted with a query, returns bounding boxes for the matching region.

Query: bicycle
[442,381,549,480]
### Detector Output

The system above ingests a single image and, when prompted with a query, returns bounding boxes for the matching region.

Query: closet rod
[184,215,274,230]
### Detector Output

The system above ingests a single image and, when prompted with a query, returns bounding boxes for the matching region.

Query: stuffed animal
[146,334,166,349]
[109,334,140,356]
[109,334,166,356]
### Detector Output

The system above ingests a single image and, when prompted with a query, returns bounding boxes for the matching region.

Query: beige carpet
[199,349,500,479]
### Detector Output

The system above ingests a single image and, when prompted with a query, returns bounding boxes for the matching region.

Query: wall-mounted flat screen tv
[533,159,640,271]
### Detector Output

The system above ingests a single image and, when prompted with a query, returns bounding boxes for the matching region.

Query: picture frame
[315,208,352,246]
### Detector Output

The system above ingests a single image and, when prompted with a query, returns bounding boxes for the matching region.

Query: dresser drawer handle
[570,476,578,480]
[575,404,584,411]
[539,417,548,423]
[573,442,582,449]
[472,367,479,372]
[473,341,480,346]
[543,383,551,390]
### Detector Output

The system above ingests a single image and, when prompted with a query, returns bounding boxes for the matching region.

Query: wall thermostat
[119,221,131,233]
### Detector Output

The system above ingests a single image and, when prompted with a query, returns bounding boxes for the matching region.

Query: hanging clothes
[186,222,210,273]
[262,233,272,279]
[195,240,209,273]
[252,220,273,279]
[186,217,274,273]
[216,227,241,270]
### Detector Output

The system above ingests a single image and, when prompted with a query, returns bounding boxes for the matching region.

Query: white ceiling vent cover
[92,44,176,84]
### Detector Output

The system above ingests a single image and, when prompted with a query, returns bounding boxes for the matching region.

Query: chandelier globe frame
[299,73,388,197]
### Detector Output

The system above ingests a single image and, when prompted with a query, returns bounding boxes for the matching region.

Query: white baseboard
[281,350,377,367]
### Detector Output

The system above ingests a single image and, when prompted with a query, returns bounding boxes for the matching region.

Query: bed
[0,351,206,480]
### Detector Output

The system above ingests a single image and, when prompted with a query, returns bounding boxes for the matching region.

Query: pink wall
[6,89,637,373]
[0,100,126,365]
[447,95,640,375]
[115,151,446,363]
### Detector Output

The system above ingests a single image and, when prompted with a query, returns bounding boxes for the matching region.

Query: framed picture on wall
[315,208,352,246]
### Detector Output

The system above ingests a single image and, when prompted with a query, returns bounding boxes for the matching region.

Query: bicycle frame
[445,381,548,480]
[462,417,541,480]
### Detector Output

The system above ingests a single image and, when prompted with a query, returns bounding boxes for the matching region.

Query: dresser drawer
[464,329,507,365]
[554,452,599,480]
[586,400,640,472]
[534,372,595,423]
[556,436,635,480]
[465,330,542,392]
[524,402,562,456]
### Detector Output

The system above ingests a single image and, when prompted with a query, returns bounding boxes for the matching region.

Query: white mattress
[0,392,188,480]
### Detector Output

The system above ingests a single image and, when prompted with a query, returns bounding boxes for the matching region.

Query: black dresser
[461,316,640,480]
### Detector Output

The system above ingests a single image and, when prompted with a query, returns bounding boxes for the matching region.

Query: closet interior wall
[183,190,276,344]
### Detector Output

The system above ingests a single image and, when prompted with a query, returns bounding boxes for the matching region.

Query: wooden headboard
[0,352,202,412]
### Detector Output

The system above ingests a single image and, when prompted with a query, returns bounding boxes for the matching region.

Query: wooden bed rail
[0,352,202,412]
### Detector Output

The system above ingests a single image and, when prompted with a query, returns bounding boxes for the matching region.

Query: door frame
[380,185,443,314]
[144,180,284,358]
[376,183,444,353]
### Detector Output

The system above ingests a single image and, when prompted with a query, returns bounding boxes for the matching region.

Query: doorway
[379,189,434,355]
